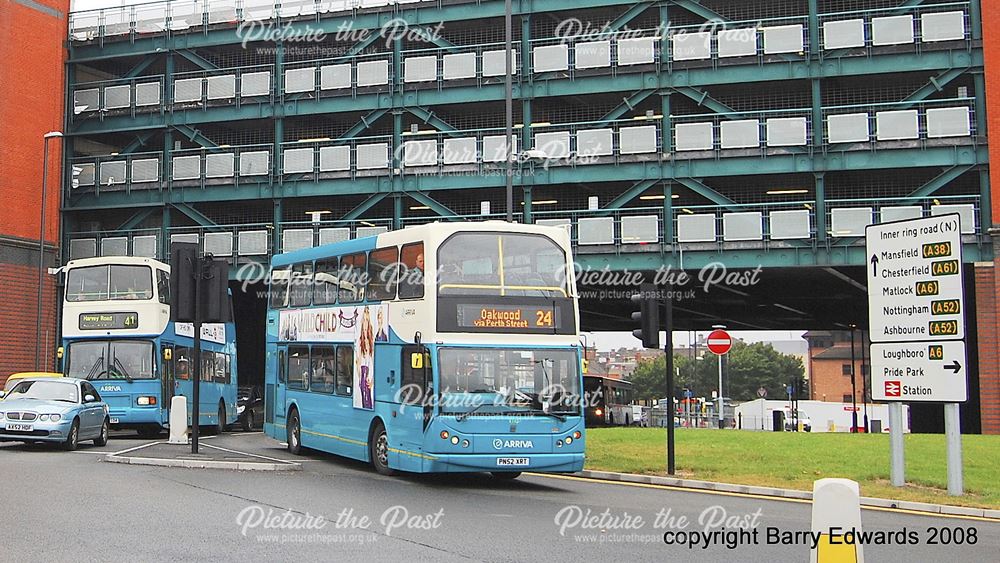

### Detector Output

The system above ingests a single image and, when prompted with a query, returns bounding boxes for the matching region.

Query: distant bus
[263,222,584,478]
[583,375,636,426]
[60,257,238,437]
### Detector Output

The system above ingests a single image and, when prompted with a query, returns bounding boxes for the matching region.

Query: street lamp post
[37,131,63,371]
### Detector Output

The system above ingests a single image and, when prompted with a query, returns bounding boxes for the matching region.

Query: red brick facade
[0,0,68,381]
[975,263,1000,434]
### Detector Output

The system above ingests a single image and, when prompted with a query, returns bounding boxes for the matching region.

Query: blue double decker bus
[264,222,584,478]
[60,256,238,437]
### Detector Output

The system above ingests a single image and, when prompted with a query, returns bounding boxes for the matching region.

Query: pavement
[2,430,998,562]
[104,439,301,471]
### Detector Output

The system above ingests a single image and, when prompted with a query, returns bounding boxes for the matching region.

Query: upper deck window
[437,233,568,298]
[66,265,153,302]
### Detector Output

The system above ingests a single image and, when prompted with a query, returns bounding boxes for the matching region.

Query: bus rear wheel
[287,410,302,455]
[491,472,521,480]
[370,422,396,476]
[216,403,226,434]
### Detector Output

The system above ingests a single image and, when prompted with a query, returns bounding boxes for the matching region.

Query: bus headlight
[564,436,572,445]
[595,408,603,417]
[450,436,459,445]
[556,440,563,448]
[461,439,469,448]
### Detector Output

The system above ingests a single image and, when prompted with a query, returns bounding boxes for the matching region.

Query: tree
[629,341,805,402]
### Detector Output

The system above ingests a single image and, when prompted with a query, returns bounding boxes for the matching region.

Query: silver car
[0,378,110,450]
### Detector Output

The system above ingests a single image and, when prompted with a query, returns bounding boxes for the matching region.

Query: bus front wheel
[287,410,302,455]
[216,403,226,434]
[370,422,396,476]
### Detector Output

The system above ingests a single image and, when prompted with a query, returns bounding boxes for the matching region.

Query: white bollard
[168,396,189,444]
[810,478,864,563]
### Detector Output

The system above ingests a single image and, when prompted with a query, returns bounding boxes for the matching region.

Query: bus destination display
[457,304,559,330]
[79,312,139,330]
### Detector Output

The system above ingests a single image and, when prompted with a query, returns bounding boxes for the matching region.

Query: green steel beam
[599,180,658,214]
[115,208,156,232]
[411,26,462,53]
[662,182,674,245]
[405,107,459,134]
[906,165,975,198]
[597,90,658,124]
[970,0,983,41]
[340,108,391,140]
[173,203,219,229]
[341,193,390,221]
[672,0,725,22]
[272,199,282,255]
[670,87,742,119]
[176,49,217,71]
[900,67,970,107]
[171,124,218,148]
[122,132,154,155]
[68,49,983,136]
[65,145,989,209]
[605,1,658,33]
[124,55,159,79]
[676,178,738,209]
[335,29,389,63]
[409,192,460,219]
[815,173,826,244]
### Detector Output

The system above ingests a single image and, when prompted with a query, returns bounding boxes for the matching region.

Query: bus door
[272,347,286,424]
[160,343,175,421]
[396,346,432,453]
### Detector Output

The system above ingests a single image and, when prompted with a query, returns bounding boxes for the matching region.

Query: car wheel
[369,422,396,476]
[242,410,254,432]
[94,418,109,446]
[62,419,80,451]
[491,472,521,480]
[287,409,302,455]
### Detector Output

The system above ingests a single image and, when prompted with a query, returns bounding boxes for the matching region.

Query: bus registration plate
[5,423,32,432]
[110,418,119,424]
[496,457,529,467]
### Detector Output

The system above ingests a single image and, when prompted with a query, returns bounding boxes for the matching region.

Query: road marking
[529,474,999,523]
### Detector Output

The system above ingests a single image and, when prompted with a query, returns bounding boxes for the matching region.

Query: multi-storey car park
[59,0,1000,432]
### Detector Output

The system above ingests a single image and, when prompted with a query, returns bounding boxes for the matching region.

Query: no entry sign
[707,329,732,355]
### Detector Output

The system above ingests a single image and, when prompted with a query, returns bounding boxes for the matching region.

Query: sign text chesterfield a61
[866,214,967,403]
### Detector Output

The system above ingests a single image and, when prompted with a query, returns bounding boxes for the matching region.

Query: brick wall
[0,255,59,386]
[0,0,68,382]
[0,0,68,244]
[809,357,867,404]
[976,262,1000,434]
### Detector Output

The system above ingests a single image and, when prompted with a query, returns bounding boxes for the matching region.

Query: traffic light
[630,283,660,349]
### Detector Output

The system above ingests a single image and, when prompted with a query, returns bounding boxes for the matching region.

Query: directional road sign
[870,341,968,402]
[866,214,967,403]
[866,214,965,343]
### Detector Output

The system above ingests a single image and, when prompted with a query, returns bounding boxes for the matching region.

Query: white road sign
[870,340,968,403]
[865,214,965,343]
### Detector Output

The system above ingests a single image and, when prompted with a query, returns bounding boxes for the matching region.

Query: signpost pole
[889,402,905,486]
[944,403,963,495]
[717,355,723,428]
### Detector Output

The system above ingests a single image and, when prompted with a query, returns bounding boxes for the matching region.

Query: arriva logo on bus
[101,386,123,393]
[493,439,535,449]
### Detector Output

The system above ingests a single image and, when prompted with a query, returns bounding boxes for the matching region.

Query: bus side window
[277,349,286,384]
[336,346,353,396]
[401,345,430,404]
[157,270,170,304]
[339,253,367,304]
[367,247,399,302]
[287,346,310,390]
[398,243,424,299]
[176,347,191,380]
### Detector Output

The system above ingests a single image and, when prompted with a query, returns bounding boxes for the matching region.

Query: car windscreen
[7,380,79,403]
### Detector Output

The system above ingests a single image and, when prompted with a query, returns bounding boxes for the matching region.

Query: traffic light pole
[664,296,675,475]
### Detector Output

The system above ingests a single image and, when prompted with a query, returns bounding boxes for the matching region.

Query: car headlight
[0,411,6,419]
[50,414,61,422]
